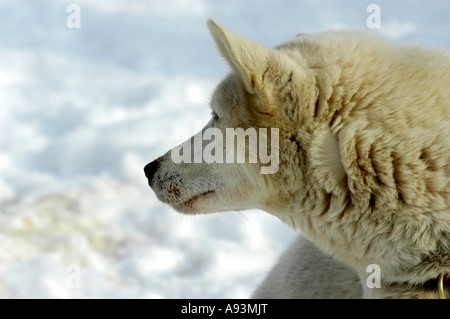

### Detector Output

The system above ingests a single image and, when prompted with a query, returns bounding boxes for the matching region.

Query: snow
[0,0,449,298]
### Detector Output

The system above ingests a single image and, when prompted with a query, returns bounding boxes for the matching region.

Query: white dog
[145,20,450,298]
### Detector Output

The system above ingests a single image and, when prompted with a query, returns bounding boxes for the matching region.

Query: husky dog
[145,20,450,298]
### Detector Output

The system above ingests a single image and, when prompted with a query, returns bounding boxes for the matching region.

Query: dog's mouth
[178,190,216,213]
[183,190,215,206]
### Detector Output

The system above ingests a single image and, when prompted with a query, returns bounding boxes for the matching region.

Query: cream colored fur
[146,19,450,298]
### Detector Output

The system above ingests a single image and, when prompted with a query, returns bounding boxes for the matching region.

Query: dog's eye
[212,112,219,122]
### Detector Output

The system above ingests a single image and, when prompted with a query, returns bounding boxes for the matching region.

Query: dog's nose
[144,157,162,184]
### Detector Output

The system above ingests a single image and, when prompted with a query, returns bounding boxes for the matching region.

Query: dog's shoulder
[252,234,361,299]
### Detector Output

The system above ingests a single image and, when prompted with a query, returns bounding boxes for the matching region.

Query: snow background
[0,0,449,298]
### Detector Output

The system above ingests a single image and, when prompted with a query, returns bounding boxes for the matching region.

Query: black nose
[144,157,162,183]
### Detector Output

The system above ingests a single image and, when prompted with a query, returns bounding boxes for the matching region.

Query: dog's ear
[207,19,316,117]
[207,19,283,95]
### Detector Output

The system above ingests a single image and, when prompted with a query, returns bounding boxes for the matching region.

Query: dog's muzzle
[144,156,163,185]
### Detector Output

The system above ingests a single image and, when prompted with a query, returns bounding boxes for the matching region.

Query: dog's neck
[394,252,450,285]
[358,252,450,299]
[360,273,450,299]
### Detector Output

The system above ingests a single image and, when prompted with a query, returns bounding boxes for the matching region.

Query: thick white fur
[148,20,450,298]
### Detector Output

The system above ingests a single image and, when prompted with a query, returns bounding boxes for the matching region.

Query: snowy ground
[0,0,449,298]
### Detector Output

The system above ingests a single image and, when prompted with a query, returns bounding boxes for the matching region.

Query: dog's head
[144,20,316,215]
